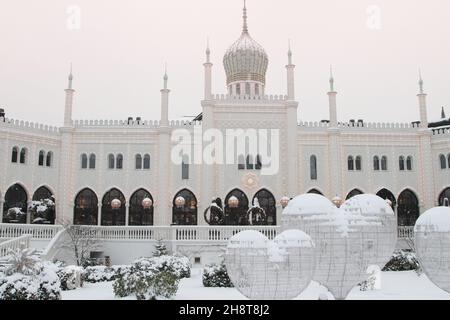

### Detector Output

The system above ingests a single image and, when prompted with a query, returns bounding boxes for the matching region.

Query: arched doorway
[74,188,98,225]
[252,189,276,225]
[307,188,323,195]
[376,188,396,210]
[397,189,419,226]
[101,188,126,226]
[3,184,28,223]
[438,188,450,206]
[224,189,249,225]
[172,189,197,225]
[31,186,55,224]
[129,189,154,225]
[346,188,363,200]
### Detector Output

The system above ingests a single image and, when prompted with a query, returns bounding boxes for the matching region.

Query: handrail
[0,234,32,257]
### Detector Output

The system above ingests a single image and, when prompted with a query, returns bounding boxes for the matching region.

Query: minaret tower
[160,65,170,127]
[204,39,213,100]
[286,40,296,100]
[64,65,75,127]
[328,66,338,127]
[417,70,428,128]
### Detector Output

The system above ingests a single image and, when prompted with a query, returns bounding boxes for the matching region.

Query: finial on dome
[287,39,292,65]
[68,63,73,89]
[418,68,424,94]
[442,106,446,119]
[329,65,335,92]
[242,0,248,34]
[163,63,168,89]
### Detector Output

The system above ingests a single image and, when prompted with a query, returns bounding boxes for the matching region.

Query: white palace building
[1,4,450,264]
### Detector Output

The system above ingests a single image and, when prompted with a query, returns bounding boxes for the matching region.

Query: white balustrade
[397,226,414,239]
[0,224,62,240]
[0,234,32,257]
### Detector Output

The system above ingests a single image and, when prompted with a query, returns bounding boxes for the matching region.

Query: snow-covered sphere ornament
[111,199,121,209]
[414,206,450,293]
[175,196,185,208]
[224,230,315,300]
[281,193,396,299]
[142,198,153,209]
[228,196,239,208]
[280,196,290,209]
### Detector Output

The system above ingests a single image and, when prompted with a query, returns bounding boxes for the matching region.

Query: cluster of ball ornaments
[414,205,450,293]
[224,193,398,300]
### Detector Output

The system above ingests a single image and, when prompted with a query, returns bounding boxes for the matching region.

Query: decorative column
[204,40,213,100]
[200,102,214,226]
[125,203,130,226]
[286,41,295,100]
[417,72,428,128]
[97,203,102,226]
[0,197,4,223]
[286,101,299,197]
[328,67,338,127]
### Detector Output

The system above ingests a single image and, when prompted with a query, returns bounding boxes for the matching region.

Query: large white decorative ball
[224,230,315,300]
[111,198,121,209]
[414,206,450,293]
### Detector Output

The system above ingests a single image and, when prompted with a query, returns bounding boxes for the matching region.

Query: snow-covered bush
[57,266,85,290]
[28,199,55,224]
[153,239,168,257]
[4,207,27,223]
[0,249,61,300]
[202,263,233,288]
[112,255,189,300]
[382,250,421,272]
[84,265,130,283]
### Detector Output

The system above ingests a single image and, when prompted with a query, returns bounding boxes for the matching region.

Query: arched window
[255,155,262,170]
[2,184,28,224]
[81,154,88,169]
[116,154,123,169]
[11,146,18,163]
[89,154,96,169]
[182,156,189,180]
[355,156,362,171]
[135,154,142,170]
[376,188,396,210]
[172,189,197,225]
[238,155,245,170]
[307,189,323,195]
[381,156,387,171]
[143,154,150,170]
[406,156,413,171]
[347,156,354,171]
[439,154,446,169]
[74,188,98,225]
[46,152,53,167]
[129,189,153,226]
[346,188,363,200]
[224,189,249,225]
[236,83,241,95]
[246,155,254,170]
[108,154,115,169]
[448,154,450,169]
[399,156,405,171]
[438,188,450,206]
[397,189,419,226]
[19,148,27,164]
[252,189,276,225]
[32,186,55,224]
[38,150,45,166]
[373,156,380,171]
[310,155,317,180]
[101,188,126,226]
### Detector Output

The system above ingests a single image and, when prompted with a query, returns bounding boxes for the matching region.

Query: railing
[0,224,62,240]
[397,226,414,239]
[0,234,32,257]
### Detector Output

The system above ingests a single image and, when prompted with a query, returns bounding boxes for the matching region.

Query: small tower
[417,70,428,128]
[203,38,213,100]
[441,106,446,119]
[64,65,75,127]
[328,66,338,127]
[160,65,170,127]
[286,40,296,100]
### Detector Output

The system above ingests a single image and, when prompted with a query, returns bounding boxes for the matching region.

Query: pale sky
[0,0,449,126]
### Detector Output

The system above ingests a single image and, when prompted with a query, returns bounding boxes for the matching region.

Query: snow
[61,268,450,300]
[227,230,268,248]
[274,229,313,247]
[341,194,394,216]
[282,194,335,216]
[415,206,450,232]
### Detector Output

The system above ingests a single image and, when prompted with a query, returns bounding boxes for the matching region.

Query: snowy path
[62,268,450,300]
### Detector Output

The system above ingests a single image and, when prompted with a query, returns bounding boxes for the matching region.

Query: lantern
[331,196,343,208]
[280,196,290,209]
[175,196,185,208]
[111,199,121,209]
[142,198,153,209]
[228,196,239,208]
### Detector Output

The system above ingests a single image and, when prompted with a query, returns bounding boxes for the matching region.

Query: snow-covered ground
[61,268,450,300]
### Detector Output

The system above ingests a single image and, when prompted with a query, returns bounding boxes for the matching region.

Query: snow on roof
[228,230,268,248]
[282,193,335,216]
[415,206,450,232]
[274,229,313,248]
[340,194,394,216]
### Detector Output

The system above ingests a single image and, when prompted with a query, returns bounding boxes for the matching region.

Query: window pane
[11,147,18,163]
[46,152,52,167]
[116,155,123,169]
[135,154,142,169]
[348,156,354,170]
[310,155,317,180]
[355,156,362,171]
[108,154,115,169]
[406,156,412,171]
[38,151,45,166]
[143,154,150,169]
[381,156,387,171]
[182,162,189,180]
[246,155,254,170]
[373,156,379,171]
[20,148,26,164]
[255,155,262,170]
[81,154,88,169]
[89,154,96,169]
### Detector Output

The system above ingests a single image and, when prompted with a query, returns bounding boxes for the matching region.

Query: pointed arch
[397,189,419,226]
[346,188,363,200]
[373,156,380,171]
[438,188,450,206]
[38,150,45,166]
[129,188,154,225]
[307,188,323,195]
[252,188,276,225]
[101,188,126,226]
[74,188,98,225]
[224,188,249,225]
[32,186,55,224]
[172,189,197,225]
[376,188,396,209]
[2,183,28,223]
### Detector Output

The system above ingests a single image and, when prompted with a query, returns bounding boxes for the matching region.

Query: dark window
[381,156,387,171]
[252,189,276,225]
[46,152,52,167]
[129,189,153,226]
[19,148,27,164]
[348,156,354,170]
[224,189,249,226]
[373,156,380,171]
[406,156,412,171]
[38,150,45,166]
[346,189,363,200]
[89,154,96,169]
[355,156,362,171]
[81,154,88,169]
[246,155,254,170]
[238,155,245,170]
[101,188,126,226]
[2,184,28,224]
[308,189,323,195]
[397,189,419,226]
[172,189,197,225]
[310,155,317,180]
[74,188,98,225]
[108,154,115,169]
[135,154,142,170]
[32,187,55,224]
[255,155,262,170]
[439,188,450,206]
[143,154,150,170]
[399,156,405,171]
[182,156,189,180]
[11,147,18,163]
[116,154,123,169]
[376,188,396,209]
[439,154,446,169]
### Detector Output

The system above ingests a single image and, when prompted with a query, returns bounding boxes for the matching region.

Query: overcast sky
[0,0,449,126]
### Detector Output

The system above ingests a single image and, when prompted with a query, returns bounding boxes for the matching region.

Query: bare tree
[60,220,101,266]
